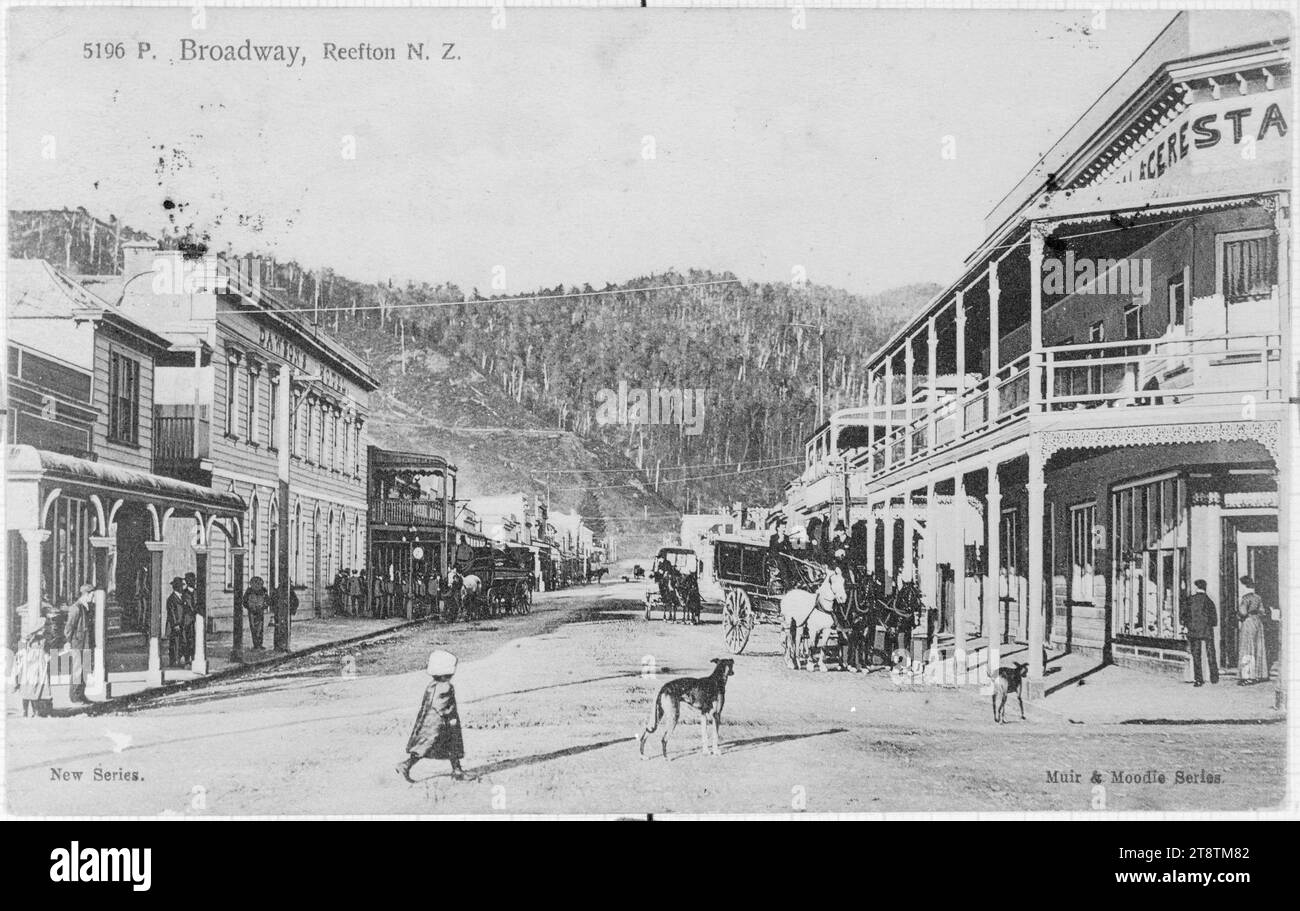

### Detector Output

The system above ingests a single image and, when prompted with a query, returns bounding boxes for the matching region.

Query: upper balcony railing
[798,328,1282,495]
[153,404,210,478]
[1044,331,1282,411]
[369,498,448,528]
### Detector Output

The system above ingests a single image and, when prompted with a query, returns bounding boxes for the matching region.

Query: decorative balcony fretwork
[1038,420,1280,463]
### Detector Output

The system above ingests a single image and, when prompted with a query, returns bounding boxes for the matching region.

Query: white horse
[446,568,483,620]
[779,567,847,672]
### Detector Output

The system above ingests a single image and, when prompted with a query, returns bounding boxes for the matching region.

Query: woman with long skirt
[1237,575,1269,685]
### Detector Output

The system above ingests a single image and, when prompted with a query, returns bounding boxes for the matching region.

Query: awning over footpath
[6,445,245,517]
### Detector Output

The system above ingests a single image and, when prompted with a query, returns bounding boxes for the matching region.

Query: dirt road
[4,582,1286,816]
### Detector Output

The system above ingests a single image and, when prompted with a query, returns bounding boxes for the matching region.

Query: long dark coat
[406,680,465,760]
[1182,592,1217,638]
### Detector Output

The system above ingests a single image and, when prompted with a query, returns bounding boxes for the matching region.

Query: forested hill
[9,208,936,551]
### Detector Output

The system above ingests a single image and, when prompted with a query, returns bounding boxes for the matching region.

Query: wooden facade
[784,13,1293,689]
[105,244,380,633]
[5,257,244,690]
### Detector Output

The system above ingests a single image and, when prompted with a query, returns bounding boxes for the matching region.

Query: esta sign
[1106,89,1289,186]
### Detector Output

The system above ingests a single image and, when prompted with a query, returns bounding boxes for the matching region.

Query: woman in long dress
[1237,575,1269,685]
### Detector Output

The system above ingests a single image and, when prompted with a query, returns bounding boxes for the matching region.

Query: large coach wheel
[722,589,754,654]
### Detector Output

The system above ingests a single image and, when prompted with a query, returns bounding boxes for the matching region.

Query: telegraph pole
[275,365,321,653]
[275,364,292,652]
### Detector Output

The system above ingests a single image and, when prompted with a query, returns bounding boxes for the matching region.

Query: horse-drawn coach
[644,547,703,623]
[711,534,927,671]
[448,547,533,620]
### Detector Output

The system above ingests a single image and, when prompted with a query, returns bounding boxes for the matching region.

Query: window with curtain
[1222,235,1277,303]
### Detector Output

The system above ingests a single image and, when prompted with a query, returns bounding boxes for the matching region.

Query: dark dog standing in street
[991,662,1029,723]
[639,658,735,758]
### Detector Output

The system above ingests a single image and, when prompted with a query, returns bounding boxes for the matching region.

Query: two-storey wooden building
[79,242,379,638]
[5,258,244,689]
[785,11,1293,690]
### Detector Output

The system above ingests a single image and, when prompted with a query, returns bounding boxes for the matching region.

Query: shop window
[1112,474,1188,639]
[44,496,93,605]
[107,351,141,444]
[1070,503,1097,603]
[1220,233,1277,303]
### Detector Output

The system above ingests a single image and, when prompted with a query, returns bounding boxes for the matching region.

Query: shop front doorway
[1220,518,1278,668]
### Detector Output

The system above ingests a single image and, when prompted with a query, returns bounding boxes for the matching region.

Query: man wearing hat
[397,649,466,781]
[62,583,95,704]
[830,520,848,565]
[165,578,187,667]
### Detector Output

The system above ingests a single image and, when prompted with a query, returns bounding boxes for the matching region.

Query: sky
[7,7,1181,296]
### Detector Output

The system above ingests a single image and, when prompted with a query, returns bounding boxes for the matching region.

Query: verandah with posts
[789,189,1290,694]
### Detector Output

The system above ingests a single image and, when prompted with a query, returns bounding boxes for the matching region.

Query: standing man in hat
[1182,579,1219,687]
[62,583,95,704]
[165,577,187,667]
[830,520,848,565]
[397,649,466,781]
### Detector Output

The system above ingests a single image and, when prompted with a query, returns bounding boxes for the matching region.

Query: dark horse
[852,575,925,666]
[586,567,608,584]
[674,571,702,625]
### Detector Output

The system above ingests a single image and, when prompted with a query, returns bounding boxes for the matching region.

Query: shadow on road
[466,671,643,705]
[455,736,635,779]
[1045,662,1108,696]
[717,727,848,756]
